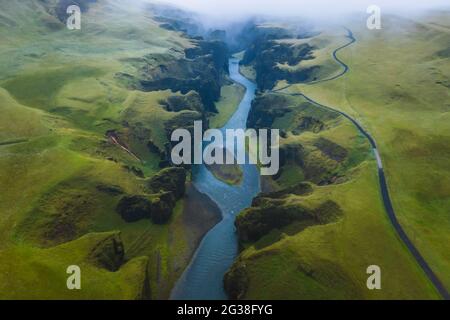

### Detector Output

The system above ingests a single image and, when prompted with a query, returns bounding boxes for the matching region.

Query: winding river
[170,58,261,300]
[172,30,450,300]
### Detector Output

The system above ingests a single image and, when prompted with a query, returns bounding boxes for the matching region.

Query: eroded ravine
[170,58,261,300]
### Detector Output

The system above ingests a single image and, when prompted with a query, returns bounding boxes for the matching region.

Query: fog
[156,0,449,22]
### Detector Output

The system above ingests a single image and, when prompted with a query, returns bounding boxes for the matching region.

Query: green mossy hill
[0,232,151,300]
[116,167,187,224]
[88,231,125,271]
[147,167,187,200]
[224,75,372,300]
[247,94,292,129]
[224,15,447,299]
[116,193,174,225]
[163,111,205,166]
[234,22,318,53]
[14,177,129,248]
[248,93,361,187]
[0,0,224,299]
[296,14,450,292]
[247,93,337,132]
[116,195,152,223]
[239,26,317,90]
[227,199,344,299]
[151,7,229,72]
[236,198,343,243]
[121,36,229,112]
[136,55,222,112]
[165,111,205,140]
[159,91,204,113]
[150,4,204,36]
[185,39,229,72]
[236,21,347,90]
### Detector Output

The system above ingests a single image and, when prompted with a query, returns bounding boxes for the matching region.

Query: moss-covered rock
[241,27,318,90]
[236,198,343,244]
[148,192,175,224]
[116,167,186,224]
[160,91,205,113]
[185,39,229,72]
[247,94,292,129]
[116,195,152,222]
[224,260,249,300]
[147,167,187,200]
[236,200,313,243]
[116,192,177,225]
[132,48,225,112]
[88,232,125,271]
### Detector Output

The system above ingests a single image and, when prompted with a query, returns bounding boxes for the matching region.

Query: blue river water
[170,58,261,300]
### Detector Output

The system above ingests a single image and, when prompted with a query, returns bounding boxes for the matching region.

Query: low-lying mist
[155,0,449,25]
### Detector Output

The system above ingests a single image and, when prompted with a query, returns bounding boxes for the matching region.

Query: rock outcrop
[159,91,204,113]
[116,195,153,222]
[247,94,292,129]
[224,260,249,300]
[147,167,187,200]
[235,199,314,243]
[116,167,187,224]
[116,193,176,225]
[235,198,343,244]
[88,232,125,272]
[238,24,319,90]
[122,36,229,113]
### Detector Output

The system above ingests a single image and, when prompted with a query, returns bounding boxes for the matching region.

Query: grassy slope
[209,83,245,129]
[0,0,210,299]
[274,30,343,83]
[231,16,446,299]
[0,232,150,300]
[287,13,450,292]
[239,98,438,299]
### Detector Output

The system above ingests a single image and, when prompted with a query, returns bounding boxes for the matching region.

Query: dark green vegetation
[239,23,331,90]
[224,16,449,299]
[0,0,229,299]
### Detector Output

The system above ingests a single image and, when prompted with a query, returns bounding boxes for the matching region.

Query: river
[170,58,261,300]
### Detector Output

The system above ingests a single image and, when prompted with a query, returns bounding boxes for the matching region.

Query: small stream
[170,58,261,300]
